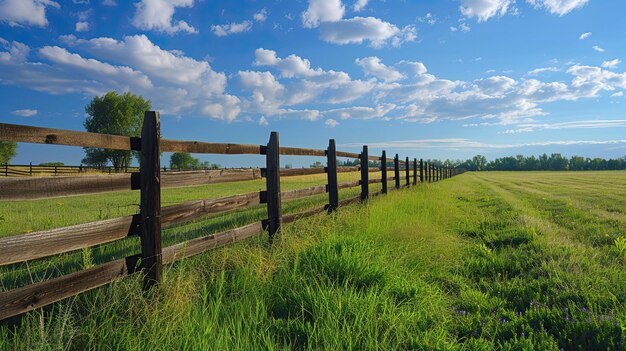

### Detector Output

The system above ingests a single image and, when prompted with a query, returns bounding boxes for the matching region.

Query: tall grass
[1,172,625,350]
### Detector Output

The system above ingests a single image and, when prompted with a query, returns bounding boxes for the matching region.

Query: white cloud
[259,116,269,126]
[0,0,59,27]
[253,8,268,22]
[323,104,396,120]
[526,0,588,16]
[500,119,626,133]
[75,21,89,32]
[11,109,37,117]
[460,0,513,22]
[355,56,405,82]
[528,67,559,75]
[340,138,626,150]
[132,0,196,34]
[211,20,252,36]
[353,0,368,12]
[612,91,624,97]
[593,45,605,52]
[601,59,620,69]
[398,60,428,76]
[579,31,592,40]
[417,13,437,25]
[325,118,339,127]
[302,0,345,28]
[319,17,415,48]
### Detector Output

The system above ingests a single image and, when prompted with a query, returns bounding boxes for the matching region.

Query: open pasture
[1,171,625,350]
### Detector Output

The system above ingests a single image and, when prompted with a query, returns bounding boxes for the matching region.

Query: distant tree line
[429,153,626,171]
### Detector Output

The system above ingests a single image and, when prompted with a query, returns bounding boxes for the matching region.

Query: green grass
[1,171,626,350]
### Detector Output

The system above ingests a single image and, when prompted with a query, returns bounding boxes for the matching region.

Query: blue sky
[1,0,626,167]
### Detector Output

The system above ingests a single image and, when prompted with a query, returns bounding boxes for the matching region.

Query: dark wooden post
[79,163,83,174]
[413,158,417,185]
[29,162,32,176]
[394,154,400,189]
[405,157,410,187]
[264,132,282,241]
[381,150,387,194]
[54,165,57,176]
[4,163,7,177]
[326,139,339,212]
[360,145,369,201]
[419,159,424,183]
[139,111,162,289]
[429,163,433,183]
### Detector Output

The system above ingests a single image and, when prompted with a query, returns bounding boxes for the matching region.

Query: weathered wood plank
[264,132,282,240]
[160,139,261,155]
[0,192,261,266]
[0,216,138,266]
[336,151,360,159]
[0,123,138,151]
[162,222,263,264]
[338,180,360,189]
[0,169,262,201]
[0,256,135,321]
[281,185,326,201]
[281,147,325,157]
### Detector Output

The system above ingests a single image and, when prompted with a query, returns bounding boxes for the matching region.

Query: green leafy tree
[170,152,200,170]
[82,91,151,171]
[0,141,17,164]
[310,161,324,168]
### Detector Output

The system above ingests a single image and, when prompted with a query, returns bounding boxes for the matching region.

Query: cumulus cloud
[601,59,620,69]
[0,0,59,27]
[526,0,589,16]
[459,0,513,22]
[353,0,368,12]
[259,116,269,126]
[593,45,605,52]
[0,35,243,120]
[211,21,252,36]
[132,0,196,34]
[355,56,405,82]
[302,0,345,28]
[75,21,89,32]
[319,17,416,48]
[579,31,592,40]
[11,109,37,117]
[325,118,339,127]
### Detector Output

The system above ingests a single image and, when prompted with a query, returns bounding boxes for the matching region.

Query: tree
[82,91,151,171]
[472,155,487,171]
[310,161,324,168]
[0,141,17,164]
[170,152,201,170]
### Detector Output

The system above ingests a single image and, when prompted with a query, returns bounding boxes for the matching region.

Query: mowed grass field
[1,171,626,350]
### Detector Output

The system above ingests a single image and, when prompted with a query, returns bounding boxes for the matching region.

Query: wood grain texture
[160,139,261,155]
[0,123,138,151]
[335,151,360,159]
[281,185,326,201]
[0,192,261,267]
[338,180,360,189]
[0,257,135,320]
[162,222,263,264]
[280,147,325,157]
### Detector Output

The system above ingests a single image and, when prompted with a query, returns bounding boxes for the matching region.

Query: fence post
[264,131,282,241]
[139,111,162,289]
[381,150,387,194]
[4,163,7,177]
[394,154,400,189]
[360,145,369,201]
[413,158,417,185]
[79,163,83,174]
[29,162,32,176]
[419,159,424,183]
[429,163,432,183]
[405,157,410,187]
[54,165,57,176]
[326,139,339,212]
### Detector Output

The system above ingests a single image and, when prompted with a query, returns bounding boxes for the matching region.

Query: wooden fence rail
[0,115,465,321]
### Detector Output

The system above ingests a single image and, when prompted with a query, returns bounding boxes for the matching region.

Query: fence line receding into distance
[0,112,464,321]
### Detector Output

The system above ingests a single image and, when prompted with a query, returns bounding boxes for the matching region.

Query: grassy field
[1,171,626,350]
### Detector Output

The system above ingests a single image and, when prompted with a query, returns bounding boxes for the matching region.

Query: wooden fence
[0,112,464,321]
